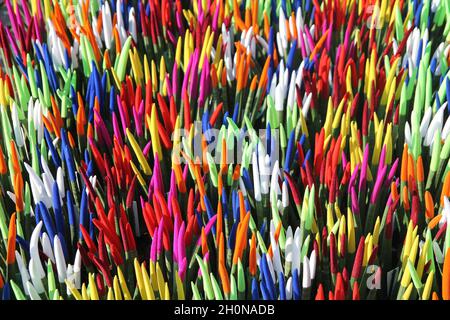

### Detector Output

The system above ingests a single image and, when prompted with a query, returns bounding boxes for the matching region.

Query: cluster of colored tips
[0,0,449,301]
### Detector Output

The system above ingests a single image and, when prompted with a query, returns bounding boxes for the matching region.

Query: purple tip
[178,221,186,262]
[179,257,187,280]
[326,22,333,52]
[156,218,164,257]
[189,50,200,99]
[172,62,178,96]
[150,231,157,262]
[170,169,177,196]
[371,165,387,204]
[304,26,315,55]
[153,153,164,192]
[378,146,386,175]
[212,1,220,31]
[132,107,142,137]
[182,163,188,182]
[341,151,348,169]
[117,96,129,136]
[173,215,179,263]
[142,140,152,157]
[165,74,173,97]
[196,214,217,246]
[181,51,194,96]
[387,158,399,182]
[348,163,360,192]
[351,186,359,215]
[359,144,369,191]
[176,11,185,36]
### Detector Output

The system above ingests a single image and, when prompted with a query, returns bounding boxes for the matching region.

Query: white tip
[309,250,317,280]
[30,221,46,278]
[285,226,293,263]
[28,258,45,294]
[15,251,30,295]
[56,167,65,198]
[26,281,42,300]
[41,232,55,263]
[286,277,293,300]
[54,235,67,283]
[302,256,311,288]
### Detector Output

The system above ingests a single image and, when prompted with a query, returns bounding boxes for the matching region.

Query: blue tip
[14,55,28,80]
[79,188,88,239]
[52,182,65,237]
[281,0,287,16]
[260,254,275,299]
[70,86,78,116]
[299,134,306,146]
[64,49,71,70]
[292,269,301,300]
[2,282,10,300]
[436,94,441,112]
[305,0,311,12]
[109,86,116,113]
[58,232,69,260]
[260,279,269,300]
[33,42,43,63]
[251,278,260,300]
[66,190,76,227]
[92,61,102,109]
[34,68,41,89]
[42,44,58,93]
[34,203,41,226]
[195,210,203,229]
[63,145,76,183]
[415,40,423,67]
[242,168,254,192]
[101,73,107,112]
[16,235,30,254]
[228,222,238,251]
[430,57,437,75]
[279,271,286,300]
[259,220,266,237]
[38,202,56,244]
[232,190,239,222]
[244,198,251,214]
[232,103,239,124]
[87,161,95,177]
[267,64,273,94]
[221,188,228,218]
[287,41,298,71]
[284,130,295,171]
[84,150,90,164]
[303,149,312,168]
[268,28,274,56]
[204,195,214,219]
[222,111,229,127]
[414,3,423,27]
[43,128,62,167]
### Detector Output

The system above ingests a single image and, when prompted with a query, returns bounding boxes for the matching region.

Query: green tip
[116,36,133,83]
[229,273,237,300]
[430,130,441,172]
[210,273,224,300]
[10,280,26,300]
[407,260,423,291]
[237,259,245,293]
[195,254,214,300]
